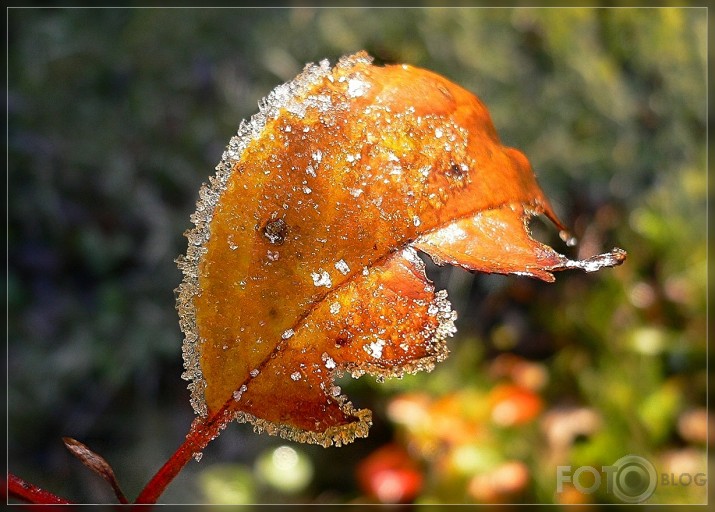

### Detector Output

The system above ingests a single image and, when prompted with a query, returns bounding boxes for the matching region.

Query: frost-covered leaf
[176,51,625,447]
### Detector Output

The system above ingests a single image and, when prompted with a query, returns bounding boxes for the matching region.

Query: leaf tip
[560,247,627,274]
[584,247,627,271]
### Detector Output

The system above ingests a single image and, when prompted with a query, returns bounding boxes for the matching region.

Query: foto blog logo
[556,454,706,503]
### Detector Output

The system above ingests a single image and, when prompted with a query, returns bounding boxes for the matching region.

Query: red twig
[133,403,234,504]
[6,473,72,505]
[134,346,273,504]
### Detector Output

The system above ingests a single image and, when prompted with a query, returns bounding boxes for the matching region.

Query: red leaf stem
[133,402,234,504]
[6,473,71,505]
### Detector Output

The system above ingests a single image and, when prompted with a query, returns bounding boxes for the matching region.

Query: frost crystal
[282,329,295,340]
[402,246,424,268]
[433,290,458,340]
[321,352,336,369]
[439,222,468,243]
[364,339,385,359]
[290,371,302,381]
[311,270,332,288]
[233,384,248,401]
[335,259,350,275]
[330,302,341,314]
[304,93,333,112]
[347,78,371,98]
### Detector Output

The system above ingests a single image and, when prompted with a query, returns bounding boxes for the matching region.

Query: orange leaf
[176,51,625,447]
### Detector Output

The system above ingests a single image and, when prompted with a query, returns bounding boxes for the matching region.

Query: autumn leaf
[176,51,625,447]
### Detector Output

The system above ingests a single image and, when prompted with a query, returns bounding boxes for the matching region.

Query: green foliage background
[8,7,708,504]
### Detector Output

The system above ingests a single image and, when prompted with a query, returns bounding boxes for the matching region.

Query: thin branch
[6,473,72,505]
[133,402,234,504]
[134,343,273,504]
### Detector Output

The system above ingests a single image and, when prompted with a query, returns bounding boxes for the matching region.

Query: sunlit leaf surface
[176,52,625,447]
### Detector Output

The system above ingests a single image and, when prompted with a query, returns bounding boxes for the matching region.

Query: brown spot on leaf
[263,218,288,245]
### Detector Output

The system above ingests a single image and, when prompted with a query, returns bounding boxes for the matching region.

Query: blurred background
[8,7,708,505]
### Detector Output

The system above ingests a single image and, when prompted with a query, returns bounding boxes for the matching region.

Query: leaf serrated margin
[176,54,375,418]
